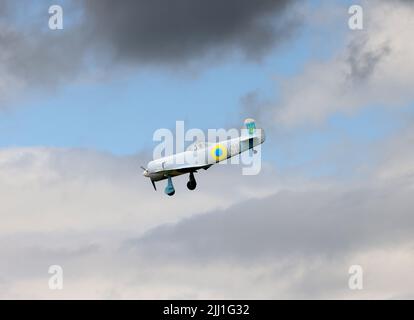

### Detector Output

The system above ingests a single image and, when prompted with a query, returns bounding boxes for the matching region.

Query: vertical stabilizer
[244,118,256,135]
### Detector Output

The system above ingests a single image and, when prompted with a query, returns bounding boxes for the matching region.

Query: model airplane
[142,118,265,196]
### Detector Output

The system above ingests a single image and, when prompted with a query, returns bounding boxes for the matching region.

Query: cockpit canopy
[186,141,212,151]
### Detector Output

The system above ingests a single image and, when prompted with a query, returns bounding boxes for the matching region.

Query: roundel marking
[211,144,227,161]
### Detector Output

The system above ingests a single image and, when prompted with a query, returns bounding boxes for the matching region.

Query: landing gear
[163,173,196,196]
[187,172,197,190]
[164,176,175,196]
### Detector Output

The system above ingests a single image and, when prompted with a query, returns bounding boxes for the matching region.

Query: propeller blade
[151,179,157,191]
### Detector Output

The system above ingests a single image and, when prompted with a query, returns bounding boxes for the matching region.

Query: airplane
[141,118,265,196]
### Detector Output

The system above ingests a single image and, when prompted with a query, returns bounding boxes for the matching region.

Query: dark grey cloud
[0,0,300,108]
[126,177,414,263]
[238,90,277,128]
[346,36,391,82]
[391,0,414,5]
[239,91,266,123]
[83,0,300,64]
[0,1,90,107]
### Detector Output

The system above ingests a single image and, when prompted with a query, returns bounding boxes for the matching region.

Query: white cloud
[273,0,414,127]
[0,147,290,236]
[0,146,308,299]
[0,138,414,299]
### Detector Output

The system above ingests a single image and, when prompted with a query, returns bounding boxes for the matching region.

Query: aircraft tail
[244,118,256,135]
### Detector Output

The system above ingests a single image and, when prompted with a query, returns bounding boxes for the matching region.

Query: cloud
[258,0,414,127]
[82,0,299,64]
[0,146,306,299]
[346,36,391,82]
[0,147,287,235]
[1,133,414,299]
[374,123,414,181]
[129,175,414,263]
[0,1,90,108]
[0,0,300,109]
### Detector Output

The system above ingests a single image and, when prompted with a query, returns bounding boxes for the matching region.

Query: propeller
[141,166,156,191]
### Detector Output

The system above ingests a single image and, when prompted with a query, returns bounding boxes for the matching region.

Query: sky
[1,0,414,299]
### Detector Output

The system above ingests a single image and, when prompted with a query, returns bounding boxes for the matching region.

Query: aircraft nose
[142,170,149,177]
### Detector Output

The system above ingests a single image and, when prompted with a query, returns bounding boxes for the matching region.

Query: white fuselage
[143,130,265,181]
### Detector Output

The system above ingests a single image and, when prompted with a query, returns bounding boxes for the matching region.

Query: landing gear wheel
[187,172,197,190]
[187,181,197,190]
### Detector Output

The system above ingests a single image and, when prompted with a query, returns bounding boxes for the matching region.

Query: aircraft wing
[154,163,212,175]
